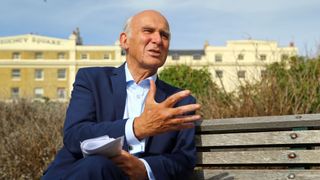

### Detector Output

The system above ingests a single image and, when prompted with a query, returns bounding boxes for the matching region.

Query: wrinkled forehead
[131,11,170,32]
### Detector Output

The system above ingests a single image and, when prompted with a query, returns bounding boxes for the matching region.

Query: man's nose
[151,32,162,44]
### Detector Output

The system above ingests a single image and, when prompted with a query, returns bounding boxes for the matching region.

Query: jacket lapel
[155,78,167,103]
[110,64,127,120]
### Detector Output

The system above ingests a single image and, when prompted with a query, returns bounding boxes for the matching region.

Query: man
[42,10,201,180]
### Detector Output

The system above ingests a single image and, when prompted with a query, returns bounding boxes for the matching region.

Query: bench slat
[194,169,320,180]
[196,130,320,147]
[196,114,320,132]
[197,150,320,165]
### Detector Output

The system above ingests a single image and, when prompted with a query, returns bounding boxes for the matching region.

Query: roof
[168,49,205,56]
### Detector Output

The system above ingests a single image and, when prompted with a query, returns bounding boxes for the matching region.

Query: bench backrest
[194,114,320,180]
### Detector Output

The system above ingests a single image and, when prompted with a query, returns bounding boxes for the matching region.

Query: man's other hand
[134,80,201,140]
[111,150,147,180]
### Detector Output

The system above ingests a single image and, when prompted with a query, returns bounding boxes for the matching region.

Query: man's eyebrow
[141,25,155,30]
[141,26,170,33]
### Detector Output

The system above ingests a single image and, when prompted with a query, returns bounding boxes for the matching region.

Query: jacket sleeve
[143,97,197,180]
[62,69,127,155]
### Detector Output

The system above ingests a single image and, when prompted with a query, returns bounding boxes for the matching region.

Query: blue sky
[1,0,319,56]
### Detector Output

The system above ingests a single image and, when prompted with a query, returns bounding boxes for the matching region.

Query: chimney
[289,42,295,47]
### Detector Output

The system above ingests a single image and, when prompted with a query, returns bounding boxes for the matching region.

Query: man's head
[120,10,170,74]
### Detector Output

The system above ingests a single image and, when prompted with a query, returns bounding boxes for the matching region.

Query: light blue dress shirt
[123,63,156,180]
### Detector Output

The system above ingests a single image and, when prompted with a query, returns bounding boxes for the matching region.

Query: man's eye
[161,33,170,40]
[143,29,153,33]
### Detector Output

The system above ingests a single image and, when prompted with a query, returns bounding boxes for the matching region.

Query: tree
[159,65,214,96]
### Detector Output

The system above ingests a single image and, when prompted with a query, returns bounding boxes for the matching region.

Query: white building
[165,40,297,91]
[0,32,297,100]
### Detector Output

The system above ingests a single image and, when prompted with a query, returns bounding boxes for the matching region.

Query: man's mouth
[148,49,161,57]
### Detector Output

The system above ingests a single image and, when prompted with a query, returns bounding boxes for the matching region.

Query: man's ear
[120,32,129,50]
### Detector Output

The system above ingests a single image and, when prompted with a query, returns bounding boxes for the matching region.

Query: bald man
[42,10,201,180]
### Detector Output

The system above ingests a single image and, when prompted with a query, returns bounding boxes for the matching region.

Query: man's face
[122,11,170,71]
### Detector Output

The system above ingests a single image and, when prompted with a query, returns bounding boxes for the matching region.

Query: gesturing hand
[134,80,201,140]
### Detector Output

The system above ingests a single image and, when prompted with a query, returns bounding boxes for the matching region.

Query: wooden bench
[193,114,320,180]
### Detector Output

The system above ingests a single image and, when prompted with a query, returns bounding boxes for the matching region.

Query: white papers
[80,135,124,158]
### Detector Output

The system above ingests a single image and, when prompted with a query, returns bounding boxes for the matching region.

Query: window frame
[237,70,246,78]
[11,87,20,99]
[80,53,88,60]
[12,52,21,60]
[35,52,43,59]
[215,54,223,62]
[57,87,67,99]
[11,69,21,80]
[34,87,44,98]
[215,70,223,78]
[193,54,202,60]
[260,54,267,61]
[237,54,244,60]
[57,69,66,80]
[35,69,44,80]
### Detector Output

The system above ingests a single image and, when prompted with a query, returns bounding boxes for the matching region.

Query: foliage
[0,100,65,179]
[160,65,215,96]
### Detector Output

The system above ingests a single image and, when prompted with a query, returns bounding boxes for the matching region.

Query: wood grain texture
[196,114,320,132]
[196,130,320,147]
[193,169,320,180]
[194,114,320,179]
[197,150,320,165]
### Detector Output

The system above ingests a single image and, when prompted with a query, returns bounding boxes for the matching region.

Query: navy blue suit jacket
[43,64,197,179]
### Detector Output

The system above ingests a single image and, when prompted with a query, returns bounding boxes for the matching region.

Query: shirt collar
[125,63,157,85]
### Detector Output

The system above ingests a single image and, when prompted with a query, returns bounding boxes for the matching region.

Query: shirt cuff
[125,117,146,154]
[139,158,155,180]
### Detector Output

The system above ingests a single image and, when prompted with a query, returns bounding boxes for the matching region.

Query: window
[261,70,267,78]
[237,70,246,78]
[34,88,44,98]
[172,54,180,60]
[121,49,126,56]
[12,52,20,59]
[81,54,88,60]
[237,54,244,60]
[281,54,289,61]
[35,69,44,80]
[57,69,66,79]
[215,70,223,78]
[193,54,201,60]
[11,69,21,79]
[58,52,65,59]
[11,87,19,99]
[103,53,110,60]
[57,88,66,99]
[260,54,267,61]
[215,54,222,62]
[35,52,43,59]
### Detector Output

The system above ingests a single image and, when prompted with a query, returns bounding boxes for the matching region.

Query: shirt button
[128,145,133,151]
[136,95,141,99]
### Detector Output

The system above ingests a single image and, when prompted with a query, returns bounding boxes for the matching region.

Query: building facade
[0,33,297,101]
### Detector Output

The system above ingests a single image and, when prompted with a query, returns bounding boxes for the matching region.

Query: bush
[0,100,66,179]
[160,65,216,96]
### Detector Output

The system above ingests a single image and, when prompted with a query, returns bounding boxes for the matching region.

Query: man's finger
[145,79,157,105]
[169,114,201,125]
[169,104,201,116]
[162,90,191,107]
